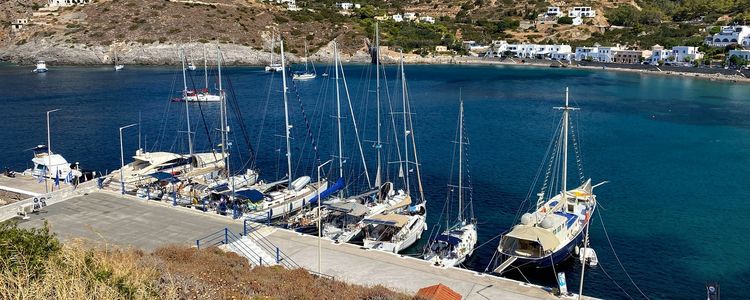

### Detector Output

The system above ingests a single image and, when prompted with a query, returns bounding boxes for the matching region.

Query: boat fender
[575,245,579,255]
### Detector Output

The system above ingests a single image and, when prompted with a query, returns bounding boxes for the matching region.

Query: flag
[64,171,73,184]
[54,169,60,187]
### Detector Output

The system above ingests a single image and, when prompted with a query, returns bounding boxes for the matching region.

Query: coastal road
[17,192,581,299]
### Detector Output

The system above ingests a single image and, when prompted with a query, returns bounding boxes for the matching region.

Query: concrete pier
[16,191,592,299]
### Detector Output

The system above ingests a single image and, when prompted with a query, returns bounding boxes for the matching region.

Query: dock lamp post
[45,109,61,193]
[119,123,138,195]
[316,159,333,275]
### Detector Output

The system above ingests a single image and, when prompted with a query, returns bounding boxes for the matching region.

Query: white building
[403,12,417,21]
[493,41,572,59]
[646,45,703,65]
[47,0,89,7]
[568,7,596,18]
[287,0,300,11]
[392,14,403,22]
[11,19,29,31]
[336,2,354,10]
[419,16,435,24]
[546,7,563,17]
[706,25,750,47]
[728,49,750,66]
[575,44,624,62]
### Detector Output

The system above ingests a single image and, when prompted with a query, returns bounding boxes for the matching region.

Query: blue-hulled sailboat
[494,88,604,273]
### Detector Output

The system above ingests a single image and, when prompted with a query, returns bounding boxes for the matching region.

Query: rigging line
[338,59,372,188]
[155,68,181,152]
[403,74,426,203]
[472,233,503,251]
[384,62,405,188]
[185,67,218,164]
[597,209,650,299]
[252,71,276,172]
[596,262,636,300]
[290,73,322,176]
[224,71,257,169]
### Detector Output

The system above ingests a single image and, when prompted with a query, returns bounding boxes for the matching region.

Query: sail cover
[235,189,265,202]
[308,177,345,205]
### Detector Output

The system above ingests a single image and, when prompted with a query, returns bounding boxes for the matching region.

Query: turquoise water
[1,63,749,299]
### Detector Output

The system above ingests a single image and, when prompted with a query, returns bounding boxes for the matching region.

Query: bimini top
[235,189,265,202]
[504,225,560,251]
[364,213,410,228]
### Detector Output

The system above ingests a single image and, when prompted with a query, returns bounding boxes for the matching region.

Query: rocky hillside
[1,0,748,65]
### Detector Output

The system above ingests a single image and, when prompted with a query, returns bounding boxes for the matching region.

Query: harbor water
[1,62,749,299]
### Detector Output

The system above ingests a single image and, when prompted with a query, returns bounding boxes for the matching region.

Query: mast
[561,87,569,213]
[281,39,293,188]
[458,97,464,223]
[400,51,410,194]
[204,44,209,91]
[304,41,310,73]
[218,46,227,175]
[375,22,382,188]
[334,41,344,180]
[180,49,193,156]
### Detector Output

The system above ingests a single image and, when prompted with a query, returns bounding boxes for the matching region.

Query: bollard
[276,247,280,263]
[224,228,228,244]
[196,240,200,249]
[259,257,263,266]
[267,209,272,225]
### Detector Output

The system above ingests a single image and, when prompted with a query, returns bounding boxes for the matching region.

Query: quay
[10,191,593,299]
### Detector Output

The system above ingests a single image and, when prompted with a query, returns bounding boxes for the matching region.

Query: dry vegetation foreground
[0,222,411,300]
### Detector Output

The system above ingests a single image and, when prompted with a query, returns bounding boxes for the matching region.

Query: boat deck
[16,191,595,299]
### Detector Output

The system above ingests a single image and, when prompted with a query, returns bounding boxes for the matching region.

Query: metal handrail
[243,220,301,269]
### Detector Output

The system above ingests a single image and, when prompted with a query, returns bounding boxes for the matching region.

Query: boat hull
[245,182,329,222]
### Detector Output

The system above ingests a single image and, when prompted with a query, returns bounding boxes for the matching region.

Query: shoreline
[3,52,748,84]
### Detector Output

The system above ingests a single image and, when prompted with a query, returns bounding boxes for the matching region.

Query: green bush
[0,221,60,279]
[558,16,573,25]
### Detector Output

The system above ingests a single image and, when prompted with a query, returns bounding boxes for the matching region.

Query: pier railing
[242,220,301,270]
[196,226,301,269]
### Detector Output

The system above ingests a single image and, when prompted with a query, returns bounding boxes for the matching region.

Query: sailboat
[176,47,221,102]
[493,88,604,273]
[33,60,47,73]
[241,39,329,222]
[361,52,427,254]
[265,34,283,72]
[292,41,316,80]
[114,45,124,71]
[423,98,477,268]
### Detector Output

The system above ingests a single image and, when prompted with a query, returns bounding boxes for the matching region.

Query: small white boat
[26,145,80,180]
[265,63,283,72]
[292,41,316,80]
[114,46,125,71]
[33,61,48,73]
[265,34,283,72]
[187,62,197,71]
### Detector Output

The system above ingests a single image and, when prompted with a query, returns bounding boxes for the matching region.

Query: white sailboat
[362,52,427,254]
[265,34,283,72]
[33,61,48,73]
[177,48,221,102]
[292,41,316,80]
[242,39,328,222]
[494,88,604,273]
[114,46,124,71]
[423,98,477,268]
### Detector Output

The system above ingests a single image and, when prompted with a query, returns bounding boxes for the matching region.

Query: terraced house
[705,26,750,47]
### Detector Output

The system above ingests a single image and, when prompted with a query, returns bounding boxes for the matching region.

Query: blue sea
[2,62,749,299]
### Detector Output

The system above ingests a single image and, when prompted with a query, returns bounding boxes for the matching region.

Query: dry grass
[0,240,411,300]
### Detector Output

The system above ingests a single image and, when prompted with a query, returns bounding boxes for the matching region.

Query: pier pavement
[17,191,592,299]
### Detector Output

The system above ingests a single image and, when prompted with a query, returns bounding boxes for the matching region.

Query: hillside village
[2,0,749,68]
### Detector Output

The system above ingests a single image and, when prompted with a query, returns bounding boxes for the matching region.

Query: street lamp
[119,123,138,195]
[46,109,60,192]
[316,159,333,275]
